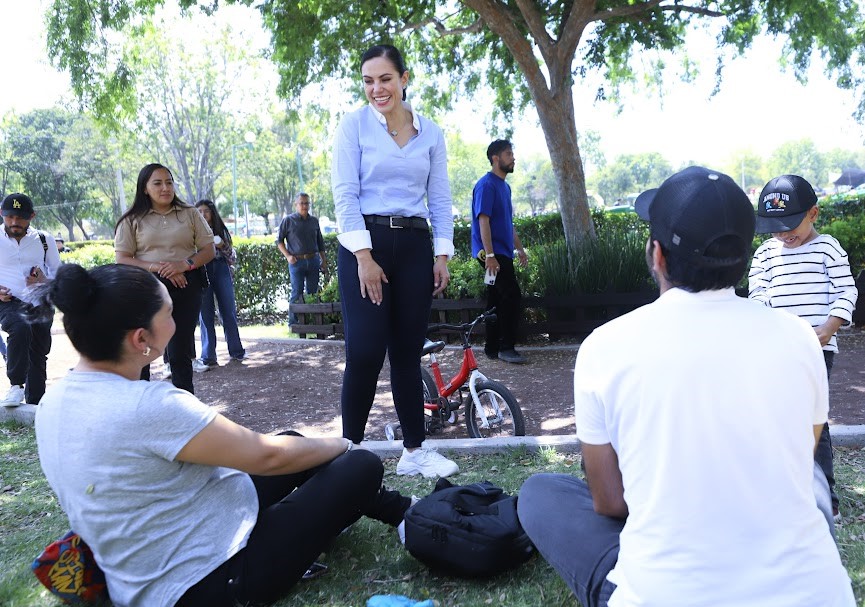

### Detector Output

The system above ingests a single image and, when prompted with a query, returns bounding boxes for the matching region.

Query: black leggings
[338,224,433,448]
[176,448,409,606]
[140,270,204,393]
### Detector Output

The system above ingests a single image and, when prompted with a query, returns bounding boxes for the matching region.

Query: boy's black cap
[1,193,35,217]
[635,166,755,267]
[755,174,817,234]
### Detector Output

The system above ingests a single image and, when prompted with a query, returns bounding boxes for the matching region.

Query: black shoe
[498,349,527,364]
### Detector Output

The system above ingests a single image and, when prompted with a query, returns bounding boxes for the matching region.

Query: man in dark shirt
[275,193,329,324]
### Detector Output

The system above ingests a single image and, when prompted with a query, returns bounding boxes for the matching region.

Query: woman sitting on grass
[33,263,412,607]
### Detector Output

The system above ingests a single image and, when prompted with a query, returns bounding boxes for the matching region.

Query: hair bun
[50,264,97,315]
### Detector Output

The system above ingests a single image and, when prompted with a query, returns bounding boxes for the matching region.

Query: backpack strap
[440,482,505,516]
[37,232,48,264]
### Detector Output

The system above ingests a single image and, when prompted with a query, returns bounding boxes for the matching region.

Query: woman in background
[193,200,245,371]
[114,163,214,393]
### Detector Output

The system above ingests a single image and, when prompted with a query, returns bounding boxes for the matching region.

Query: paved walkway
[4,404,864,450]
[3,332,863,448]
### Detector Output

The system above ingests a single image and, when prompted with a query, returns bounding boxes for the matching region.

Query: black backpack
[403,478,535,578]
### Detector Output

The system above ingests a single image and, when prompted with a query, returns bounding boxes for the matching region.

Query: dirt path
[43,325,865,439]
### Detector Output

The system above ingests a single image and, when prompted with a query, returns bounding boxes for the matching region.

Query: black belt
[364,214,429,230]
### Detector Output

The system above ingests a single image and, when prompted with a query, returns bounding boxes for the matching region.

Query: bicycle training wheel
[465,379,525,438]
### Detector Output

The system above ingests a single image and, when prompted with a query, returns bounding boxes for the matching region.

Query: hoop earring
[143,346,151,356]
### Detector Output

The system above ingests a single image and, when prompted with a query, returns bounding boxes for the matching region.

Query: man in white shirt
[517,167,855,607]
[0,193,61,406]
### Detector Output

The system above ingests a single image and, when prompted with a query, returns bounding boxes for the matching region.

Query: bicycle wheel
[420,365,439,401]
[465,379,525,438]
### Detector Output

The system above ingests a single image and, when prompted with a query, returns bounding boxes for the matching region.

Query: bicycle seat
[422,339,446,355]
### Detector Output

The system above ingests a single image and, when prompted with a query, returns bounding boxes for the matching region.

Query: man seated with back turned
[517,166,855,607]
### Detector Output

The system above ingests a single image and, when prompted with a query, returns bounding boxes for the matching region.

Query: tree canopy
[47,0,865,247]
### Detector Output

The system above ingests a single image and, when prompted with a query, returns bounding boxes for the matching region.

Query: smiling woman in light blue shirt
[331,44,459,479]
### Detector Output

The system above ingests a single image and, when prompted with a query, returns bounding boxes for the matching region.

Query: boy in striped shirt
[749,174,858,519]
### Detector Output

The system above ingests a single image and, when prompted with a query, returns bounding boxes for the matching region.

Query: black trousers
[176,448,408,607]
[338,224,433,448]
[140,270,204,393]
[478,256,522,354]
[0,298,52,404]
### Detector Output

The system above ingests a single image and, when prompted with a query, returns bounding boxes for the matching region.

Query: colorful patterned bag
[32,531,109,604]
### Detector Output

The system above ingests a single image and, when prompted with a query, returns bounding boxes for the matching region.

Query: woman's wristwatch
[185,258,196,271]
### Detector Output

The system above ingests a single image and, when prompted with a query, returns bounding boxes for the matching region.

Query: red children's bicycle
[385,310,525,440]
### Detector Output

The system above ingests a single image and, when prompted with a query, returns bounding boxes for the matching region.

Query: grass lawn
[2,422,863,606]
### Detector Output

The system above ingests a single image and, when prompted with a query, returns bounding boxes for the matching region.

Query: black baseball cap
[635,166,755,267]
[1,193,35,218]
[755,174,817,234]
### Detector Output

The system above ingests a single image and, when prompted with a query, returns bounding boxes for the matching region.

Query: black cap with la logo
[1,193,35,217]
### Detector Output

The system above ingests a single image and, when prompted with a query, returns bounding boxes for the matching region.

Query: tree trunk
[463,0,597,249]
[533,91,596,246]
[258,212,272,234]
[74,218,89,241]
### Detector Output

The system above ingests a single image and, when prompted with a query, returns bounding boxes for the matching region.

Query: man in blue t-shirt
[471,139,528,364]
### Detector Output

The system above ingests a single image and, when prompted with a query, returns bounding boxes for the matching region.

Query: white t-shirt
[36,372,258,607]
[574,287,854,607]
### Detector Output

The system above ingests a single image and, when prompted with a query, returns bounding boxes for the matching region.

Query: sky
[2,0,864,172]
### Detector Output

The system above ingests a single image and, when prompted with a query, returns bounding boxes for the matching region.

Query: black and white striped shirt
[748,234,858,352]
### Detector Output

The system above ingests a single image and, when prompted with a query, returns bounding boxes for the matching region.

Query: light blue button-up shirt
[331,103,454,258]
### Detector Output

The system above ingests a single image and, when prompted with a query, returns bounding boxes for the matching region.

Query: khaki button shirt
[115,205,214,262]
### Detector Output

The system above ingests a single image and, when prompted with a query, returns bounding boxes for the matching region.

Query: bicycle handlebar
[426,309,496,335]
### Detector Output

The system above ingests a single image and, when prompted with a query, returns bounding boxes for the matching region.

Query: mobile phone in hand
[302,561,328,580]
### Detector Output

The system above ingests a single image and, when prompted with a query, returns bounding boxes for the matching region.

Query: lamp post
[232,131,256,235]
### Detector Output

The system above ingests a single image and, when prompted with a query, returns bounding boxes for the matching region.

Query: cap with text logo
[755,174,817,234]
[1,193,35,218]
[634,166,755,267]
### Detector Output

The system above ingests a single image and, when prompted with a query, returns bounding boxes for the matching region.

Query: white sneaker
[1,385,25,407]
[397,495,420,545]
[192,359,215,373]
[396,447,459,478]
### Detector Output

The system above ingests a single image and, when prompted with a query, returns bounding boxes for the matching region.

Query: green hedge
[55,199,865,323]
[817,193,865,273]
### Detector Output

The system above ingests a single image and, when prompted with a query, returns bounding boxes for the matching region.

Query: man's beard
[4,224,25,238]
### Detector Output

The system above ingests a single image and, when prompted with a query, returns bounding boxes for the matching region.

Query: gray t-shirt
[36,372,258,607]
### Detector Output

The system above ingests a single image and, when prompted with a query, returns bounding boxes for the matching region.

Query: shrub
[59,243,116,267]
[538,238,652,296]
[453,212,564,254]
[232,237,290,322]
[822,216,865,273]
[447,255,486,299]
[536,215,652,296]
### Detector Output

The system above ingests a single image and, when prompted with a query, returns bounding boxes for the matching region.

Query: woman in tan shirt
[114,163,214,393]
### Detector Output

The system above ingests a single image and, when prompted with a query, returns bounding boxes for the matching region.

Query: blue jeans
[199,257,245,364]
[518,475,620,607]
[288,257,321,323]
